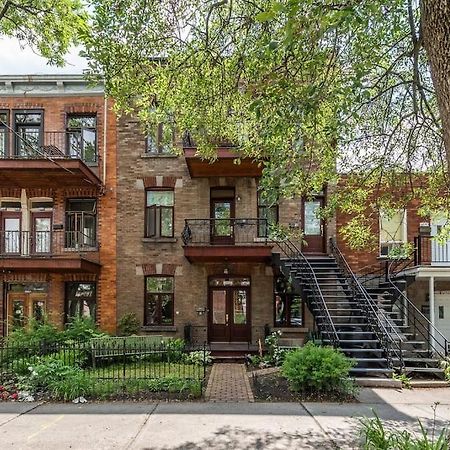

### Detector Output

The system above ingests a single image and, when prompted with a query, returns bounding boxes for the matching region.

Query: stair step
[341,348,385,354]
[403,367,444,373]
[350,367,393,374]
[327,339,380,344]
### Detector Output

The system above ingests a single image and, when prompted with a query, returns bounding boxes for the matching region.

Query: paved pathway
[205,363,254,402]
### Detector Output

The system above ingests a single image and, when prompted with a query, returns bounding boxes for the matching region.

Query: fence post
[203,342,207,388]
[122,338,126,383]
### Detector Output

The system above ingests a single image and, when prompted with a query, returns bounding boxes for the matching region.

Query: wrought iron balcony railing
[1,131,98,163]
[182,218,269,245]
[0,230,98,258]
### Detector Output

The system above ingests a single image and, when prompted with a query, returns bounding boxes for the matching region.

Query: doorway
[210,187,235,245]
[208,277,251,342]
[302,196,326,253]
[7,291,47,332]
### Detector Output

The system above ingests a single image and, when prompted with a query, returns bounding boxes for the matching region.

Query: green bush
[63,317,106,342]
[264,331,287,366]
[183,350,212,366]
[7,319,63,349]
[281,342,356,394]
[117,313,140,336]
[166,338,185,362]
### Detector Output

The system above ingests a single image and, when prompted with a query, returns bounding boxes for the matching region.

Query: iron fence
[0,338,208,398]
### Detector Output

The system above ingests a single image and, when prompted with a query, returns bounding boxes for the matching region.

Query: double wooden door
[7,292,47,331]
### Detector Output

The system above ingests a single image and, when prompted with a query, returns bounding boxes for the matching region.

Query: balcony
[182,218,273,263]
[0,131,102,189]
[0,230,100,273]
[183,148,263,178]
[414,235,450,266]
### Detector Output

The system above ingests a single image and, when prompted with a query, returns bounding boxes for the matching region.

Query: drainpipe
[429,275,435,354]
[102,93,107,186]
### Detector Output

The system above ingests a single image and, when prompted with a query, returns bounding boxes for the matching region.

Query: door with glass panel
[210,188,235,245]
[7,292,47,332]
[208,277,251,342]
[14,111,42,157]
[2,214,21,255]
[32,213,52,254]
[302,196,326,253]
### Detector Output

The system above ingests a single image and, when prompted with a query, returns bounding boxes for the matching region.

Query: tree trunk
[421,0,450,172]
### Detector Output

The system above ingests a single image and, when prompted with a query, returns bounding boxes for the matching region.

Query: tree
[0,0,87,65]
[84,0,450,247]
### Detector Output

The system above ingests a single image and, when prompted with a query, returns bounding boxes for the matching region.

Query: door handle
[225,314,229,325]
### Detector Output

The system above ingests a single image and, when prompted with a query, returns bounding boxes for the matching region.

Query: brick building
[0,75,117,336]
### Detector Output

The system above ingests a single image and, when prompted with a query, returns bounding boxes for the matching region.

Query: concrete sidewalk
[0,388,449,449]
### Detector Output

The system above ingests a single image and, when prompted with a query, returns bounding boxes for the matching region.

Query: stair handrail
[273,238,340,347]
[329,238,404,369]
[387,259,448,359]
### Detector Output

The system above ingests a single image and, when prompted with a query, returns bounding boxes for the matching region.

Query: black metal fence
[0,338,208,398]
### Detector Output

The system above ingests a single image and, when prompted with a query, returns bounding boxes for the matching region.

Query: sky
[0,37,87,75]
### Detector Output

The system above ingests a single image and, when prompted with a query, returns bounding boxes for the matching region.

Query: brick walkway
[205,363,254,402]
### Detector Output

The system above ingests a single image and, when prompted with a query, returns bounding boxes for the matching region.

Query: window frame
[379,208,408,257]
[144,275,174,326]
[66,113,98,164]
[65,198,98,248]
[64,281,97,323]
[257,190,279,237]
[144,188,175,238]
[0,110,9,158]
[13,109,43,157]
[145,122,175,155]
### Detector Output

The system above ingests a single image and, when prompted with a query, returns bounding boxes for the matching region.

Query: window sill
[141,326,177,332]
[140,154,178,159]
[142,237,177,243]
[273,327,309,333]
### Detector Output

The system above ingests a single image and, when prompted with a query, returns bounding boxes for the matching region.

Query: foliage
[117,313,140,336]
[64,317,106,342]
[183,350,212,366]
[360,408,449,449]
[165,338,185,362]
[440,357,450,382]
[265,331,287,367]
[281,342,356,394]
[84,0,450,249]
[0,0,87,65]
[392,372,412,389]
[7,319,64,349]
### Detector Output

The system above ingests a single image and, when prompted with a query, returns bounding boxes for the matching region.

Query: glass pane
[275,294,287,326]
[233,290,247,325]
[4,218,20,253]
[32,300,46,323]
[67,199,96,212]
[160,207,173,237]
[160,123,174,154]
[380,209,406,242]
[145,294,158,325]
[15,113,41,124]
[304,201,321,235]
[213,202,231,236]
[34,218,51,253]
[209,278,251,287]
[83,215,96,245]
[161,294,173,324]
[212,290,226,324]
[17,127,40,155]
[146,131,158,153]
[0,112,7,122]
[82,128,97,162]
[146,277,173,293]
[145,206,156,237]
[12,299,25,328]
[66,282,96,321]
[290,296,303,326]
[0,129,6,157]
[68,132,82,158]
[146,191,174,206]
[68,116,96,128]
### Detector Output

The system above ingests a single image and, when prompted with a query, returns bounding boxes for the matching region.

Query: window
[144,276,174,326]
[0,111,8,157]
[14,111,42,157]
[66,199,97,247]
[65,282,96,322]
[274,276,303,327]
[145,190,174,238]
[379,209,407,256]
[146,122,174,155]
[257,191,278,237]
[67,115,97,163]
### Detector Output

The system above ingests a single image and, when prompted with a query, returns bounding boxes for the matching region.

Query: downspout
[102,93,108,186]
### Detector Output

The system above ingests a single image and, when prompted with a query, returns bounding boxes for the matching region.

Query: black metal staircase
[273,238,447,378]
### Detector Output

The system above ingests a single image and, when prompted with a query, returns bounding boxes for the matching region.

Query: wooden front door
[7,292,47,332]
[302,196,326,253]
[210,188,235,245]
[208,278,251,342]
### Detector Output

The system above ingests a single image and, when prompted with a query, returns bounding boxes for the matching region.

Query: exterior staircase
[273,238,446,378]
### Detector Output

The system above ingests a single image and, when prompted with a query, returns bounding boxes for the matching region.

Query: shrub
[117,313,140,336]
[166,338,185,362]
[183,350,212,366]
[63,317,106,342]
[7,319,63,349]
[281,342,356,394]
[264,330,286,366]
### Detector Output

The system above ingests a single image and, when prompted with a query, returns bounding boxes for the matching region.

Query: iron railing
[415,235,450,266]
[273,238,340,347]
[329,238,404,369]
[358,257,449,359]
[0,131,98,163]
[0,339,208,398]
[0,230,98,258]
[182,218,269,245]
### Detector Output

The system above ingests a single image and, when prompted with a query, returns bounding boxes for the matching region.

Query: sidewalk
[0,388,449,449]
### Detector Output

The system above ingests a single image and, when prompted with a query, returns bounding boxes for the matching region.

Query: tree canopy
[84,1,450,247]
[0,0,87,66]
